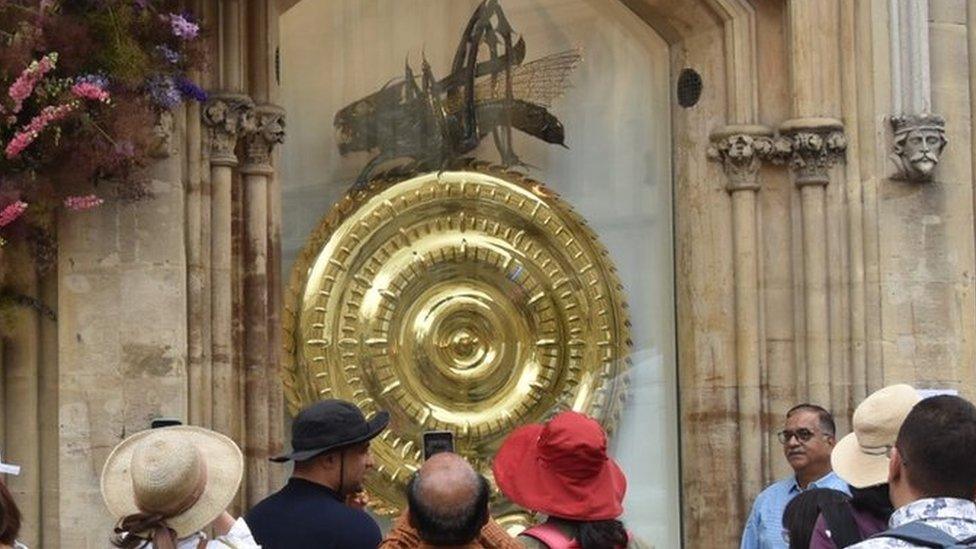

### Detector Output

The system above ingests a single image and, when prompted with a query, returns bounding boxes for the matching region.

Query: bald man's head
[407,453,490,546]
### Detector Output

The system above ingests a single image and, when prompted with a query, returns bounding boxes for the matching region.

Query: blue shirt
[740,471,850,549]
[245,477,382,549]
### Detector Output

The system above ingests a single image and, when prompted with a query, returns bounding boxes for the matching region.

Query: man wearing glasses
[740,404,850,549]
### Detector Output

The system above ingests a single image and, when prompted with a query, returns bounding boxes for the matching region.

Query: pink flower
[64,195,104,211]
[71,82,110,103]
[4,102,77,159]
[8,53,58,114]
[0,201,28,227]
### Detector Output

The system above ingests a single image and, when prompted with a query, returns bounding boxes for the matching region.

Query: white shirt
[128,517,261,548]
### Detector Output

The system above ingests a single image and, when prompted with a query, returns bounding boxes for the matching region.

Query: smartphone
[422,430,455,460]
[151,418,183,429]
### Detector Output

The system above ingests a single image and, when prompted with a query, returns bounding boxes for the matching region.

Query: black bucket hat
[271,399,390,462]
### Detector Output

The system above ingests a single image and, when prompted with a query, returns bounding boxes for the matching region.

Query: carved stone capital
[202,93,255,167]
[889,113,947,182]
[149,110,175,158]
[242,104,286,174]
[707,125,777,191]
[778,118,847,186]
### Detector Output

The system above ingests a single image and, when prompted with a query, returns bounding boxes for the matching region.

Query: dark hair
[786,403,836,436]
[782,488,850,549]
[573,519,628,549]
[0,481,20,545]
[850,483,894,523]
[407,471,490,546]
[896,395,976,499]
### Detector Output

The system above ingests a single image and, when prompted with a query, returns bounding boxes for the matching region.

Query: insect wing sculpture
[334,0,581,187]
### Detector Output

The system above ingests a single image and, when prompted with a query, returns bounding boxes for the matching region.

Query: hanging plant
[0,0,207,316]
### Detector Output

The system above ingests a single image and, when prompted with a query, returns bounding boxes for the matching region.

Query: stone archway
[274,0,758,546]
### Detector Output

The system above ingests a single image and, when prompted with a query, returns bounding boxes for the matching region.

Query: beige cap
[101,426,243,539]
[832,384,920,488]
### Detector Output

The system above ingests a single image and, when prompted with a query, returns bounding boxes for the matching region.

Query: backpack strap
[821,500,863,547]
[522,523,579,549]
[871,520,972,548]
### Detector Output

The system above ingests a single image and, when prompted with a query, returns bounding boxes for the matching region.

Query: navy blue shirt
[245,478,382,549]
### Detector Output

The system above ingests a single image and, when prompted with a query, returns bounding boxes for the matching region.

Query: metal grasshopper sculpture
[334,0,581,188]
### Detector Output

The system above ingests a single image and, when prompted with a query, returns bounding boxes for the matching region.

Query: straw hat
[101,426,243,539]
[832,384,920,488]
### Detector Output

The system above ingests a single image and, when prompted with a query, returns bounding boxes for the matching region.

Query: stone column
[783,0,847,408]
[3,244,40,547]
[240,104,284,506]
[708,125,776,513]
[202,94,254,443]
[778,119,847,406]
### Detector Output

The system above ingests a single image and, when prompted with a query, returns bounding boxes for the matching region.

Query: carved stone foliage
[889,114,947,182]
[149,110,175,158]
[708,120,849,189]
[202,93,255,166]
[778,119,847,185]
[707,125,784,191]
[243,104,286,169]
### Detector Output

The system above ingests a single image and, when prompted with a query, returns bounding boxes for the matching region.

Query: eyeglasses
[777,428,820,444]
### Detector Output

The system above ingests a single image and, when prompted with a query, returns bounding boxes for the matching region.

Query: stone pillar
[38,268,59,547]
[3,244,40,547]
[783,0,846,409]
[240,104,284,505]
[778,119,847,406]
[708,125,776,513]
[202,94,254,445]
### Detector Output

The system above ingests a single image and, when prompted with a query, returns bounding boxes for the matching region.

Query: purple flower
[146,75,181,109]
[77,74,110,89]
[176,77,208,102]
[169,13,199,40]
[155,45,181,64]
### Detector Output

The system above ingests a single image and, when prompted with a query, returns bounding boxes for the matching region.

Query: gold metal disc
[282,164,630,515]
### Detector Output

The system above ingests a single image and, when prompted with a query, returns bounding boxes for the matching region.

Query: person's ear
[319,452,338,470]
[888,447,902,483]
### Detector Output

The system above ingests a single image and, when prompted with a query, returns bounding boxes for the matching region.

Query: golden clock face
[282,164,630,515]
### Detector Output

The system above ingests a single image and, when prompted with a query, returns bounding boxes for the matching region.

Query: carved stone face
[260,113,286,145]
[726,134,754,159]
[899,128,945,178]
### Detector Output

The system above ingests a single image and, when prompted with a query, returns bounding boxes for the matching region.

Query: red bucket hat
[492,411,626,520]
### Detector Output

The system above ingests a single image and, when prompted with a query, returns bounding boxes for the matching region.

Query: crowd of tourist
[0,382,974,548]
[742,384,976,549]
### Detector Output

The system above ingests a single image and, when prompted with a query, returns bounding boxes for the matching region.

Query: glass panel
[279,1,678,545]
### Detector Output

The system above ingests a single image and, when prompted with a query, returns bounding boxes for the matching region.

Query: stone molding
[707,125,780,191]
[777,118,847,186]
[889,113,947,182]
[242,104,286,174]
[202,93,256,167]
